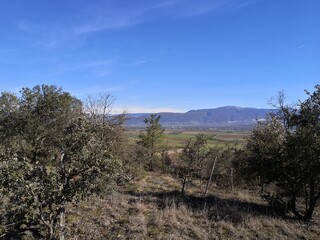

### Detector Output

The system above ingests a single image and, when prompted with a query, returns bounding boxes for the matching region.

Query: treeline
[0,84,319,239]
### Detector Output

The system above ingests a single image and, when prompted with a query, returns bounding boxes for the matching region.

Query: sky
[0,0,319,113]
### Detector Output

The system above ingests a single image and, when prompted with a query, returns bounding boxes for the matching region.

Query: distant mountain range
[126,106,275,129]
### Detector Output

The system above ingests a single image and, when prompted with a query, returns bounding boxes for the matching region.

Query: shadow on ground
[124,190,286,224]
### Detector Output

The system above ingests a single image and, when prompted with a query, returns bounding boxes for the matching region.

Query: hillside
[68,172,320,239]
[126,106,274,129]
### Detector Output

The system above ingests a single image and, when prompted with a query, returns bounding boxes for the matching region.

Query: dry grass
[67,172,320,239]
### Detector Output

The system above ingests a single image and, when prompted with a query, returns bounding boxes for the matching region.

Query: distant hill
[126,106,274,129]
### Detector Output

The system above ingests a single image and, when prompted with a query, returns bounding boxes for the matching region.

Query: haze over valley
[126,106,273,128]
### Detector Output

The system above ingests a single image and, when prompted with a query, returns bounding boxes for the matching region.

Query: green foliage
[0,85,123,238]
[120,142,146,180]
[239,85,320,221]
[175,134,208,195]
[137,114,165,171]
[240,117,286,187]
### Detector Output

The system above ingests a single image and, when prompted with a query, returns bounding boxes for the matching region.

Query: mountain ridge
[126,106,275,129]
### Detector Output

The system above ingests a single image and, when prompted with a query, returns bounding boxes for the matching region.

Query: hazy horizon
[120,105,275,114]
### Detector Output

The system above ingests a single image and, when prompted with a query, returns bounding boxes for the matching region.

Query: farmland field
[125,129,248,148]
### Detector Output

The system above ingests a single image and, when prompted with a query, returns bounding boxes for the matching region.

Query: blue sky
[0,0,319,113]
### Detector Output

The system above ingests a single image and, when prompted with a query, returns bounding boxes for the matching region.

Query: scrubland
[67,172,320,240]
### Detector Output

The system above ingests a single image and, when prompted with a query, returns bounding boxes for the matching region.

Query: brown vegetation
[67,172,320,239]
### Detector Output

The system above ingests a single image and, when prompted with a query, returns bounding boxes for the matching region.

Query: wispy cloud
[152,0,182,9]
[14,0,257,50]
[178,0,260,17]
[74,17,138,34]
[130,59,150,66]
[179,1,227,17]
[227,0,262,11]
[291,44,305,52]
[73,1,180,35]
[16,19,81,49]
[52,60,115,75]
[14,2,177,48]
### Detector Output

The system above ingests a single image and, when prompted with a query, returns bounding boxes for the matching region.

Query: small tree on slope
[137,114,164,171]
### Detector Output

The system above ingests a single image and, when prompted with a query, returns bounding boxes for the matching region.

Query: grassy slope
[67,172,320,239]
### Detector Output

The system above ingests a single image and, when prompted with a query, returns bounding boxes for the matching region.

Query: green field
[126,129,248,148]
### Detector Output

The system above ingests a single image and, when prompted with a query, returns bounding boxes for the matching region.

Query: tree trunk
[59,205,65,240]
[149,152,154,171]
[304,181,318,221]
[230,167,234,193]
[40,209,55,239]
[181,177,187,196]
[305,197,317,221]
[204,156,218,197]
[49,222,54,240]
[59,152,66,240]
[289,195,303,220]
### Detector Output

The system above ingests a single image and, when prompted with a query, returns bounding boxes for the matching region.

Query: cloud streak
[74,17,139,34]
[166,0,254,16]
[73,0,181,35]
[73,0,258,35]
[50,59,115,76]
[15,0,258,49]
[292,44,305,52]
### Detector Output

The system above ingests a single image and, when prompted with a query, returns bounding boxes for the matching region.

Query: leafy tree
[137,114,164,171]
[283,86,320,220]
[175,134,208,195]
[240,117,286,191]
[0,85,123,239]
[240,85,320,221]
